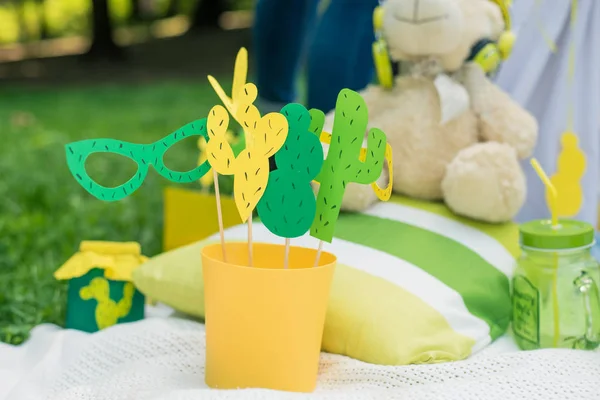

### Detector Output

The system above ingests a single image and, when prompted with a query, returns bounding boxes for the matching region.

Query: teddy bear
[322,0,538,223]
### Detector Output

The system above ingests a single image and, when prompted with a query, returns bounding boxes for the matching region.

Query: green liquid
[512,249,600,350]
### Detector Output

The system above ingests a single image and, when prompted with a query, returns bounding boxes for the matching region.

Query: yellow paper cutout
[80,277,135,330]
[235,89,288,156]
[207,47,248,119]
[233,83,260,145]
[206,49,289,221]
[318,131,394,201]
[531,158,558,227]
[206,99,288,222]
[547,132,586,217]
[233,89,287,221]
[206,105,236,175]
[198,129,241,187]
[365,142,394,201]
[54,241,148,282]
[233,149,270,222]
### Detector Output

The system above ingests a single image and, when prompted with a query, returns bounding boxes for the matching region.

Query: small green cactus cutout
[310,89,387,243]
[257,104,324,238]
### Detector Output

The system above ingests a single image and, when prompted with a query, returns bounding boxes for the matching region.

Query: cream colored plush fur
[323,0,538,223]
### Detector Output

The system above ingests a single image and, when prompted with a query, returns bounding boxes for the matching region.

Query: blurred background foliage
[0,0,254,44]
[0,0,256,345]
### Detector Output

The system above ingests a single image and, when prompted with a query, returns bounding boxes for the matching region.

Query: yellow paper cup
[202,242,336,393]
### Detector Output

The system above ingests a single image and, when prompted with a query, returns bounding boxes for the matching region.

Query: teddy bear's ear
[483,0,507,40]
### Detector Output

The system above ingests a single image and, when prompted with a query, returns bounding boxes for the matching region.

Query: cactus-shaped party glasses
[65,119,209,201]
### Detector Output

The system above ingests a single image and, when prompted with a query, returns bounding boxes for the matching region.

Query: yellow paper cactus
[206,48,289,222]
[206,105,237,176]
[206,86,288,222]
[548,132,586,217]
[201,48,246,190]
[79,277,135,330]
[207,47,249,120]
[198,130,240,188]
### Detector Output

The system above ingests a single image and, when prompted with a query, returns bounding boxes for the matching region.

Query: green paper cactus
[310,89,387,243]
[257,104,324,238]
[309,107,325,141]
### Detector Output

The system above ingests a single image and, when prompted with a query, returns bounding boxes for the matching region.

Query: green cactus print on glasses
[65,119,210,201]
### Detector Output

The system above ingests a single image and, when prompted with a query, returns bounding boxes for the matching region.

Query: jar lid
[519,219,595,250]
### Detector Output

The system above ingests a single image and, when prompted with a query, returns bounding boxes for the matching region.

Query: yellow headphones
[373,6,395,88]
[372,0,516,88]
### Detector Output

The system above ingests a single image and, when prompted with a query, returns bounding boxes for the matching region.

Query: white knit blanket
[1,306,599,400]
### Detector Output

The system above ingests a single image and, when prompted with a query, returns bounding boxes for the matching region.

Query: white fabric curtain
[495,0,600,227]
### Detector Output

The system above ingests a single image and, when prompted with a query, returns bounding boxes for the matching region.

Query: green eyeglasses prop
[65,119,210,201]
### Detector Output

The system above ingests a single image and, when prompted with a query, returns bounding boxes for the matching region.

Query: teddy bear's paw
[310,168,386,213]
[340,180,382,212]
[442,142,526,223]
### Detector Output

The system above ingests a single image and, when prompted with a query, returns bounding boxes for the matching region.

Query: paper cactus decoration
[257,104,324,238]
[206,86,288,222]
[80,278,135,330]
[208,47,248,118]
[310,89,387,243]
[318,124,394,202]
[54,241,147,333]
[206,106,236,175]
[197,130,245,188]
[206,47,289,223]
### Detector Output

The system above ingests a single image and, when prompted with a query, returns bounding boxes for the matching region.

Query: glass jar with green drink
[512,219,600,350]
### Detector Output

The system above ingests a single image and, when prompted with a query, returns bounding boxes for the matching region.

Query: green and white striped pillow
[134,195,518,365]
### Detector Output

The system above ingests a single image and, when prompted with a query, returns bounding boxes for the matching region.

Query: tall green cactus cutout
[257,104,324,238]
[310,89,387,243]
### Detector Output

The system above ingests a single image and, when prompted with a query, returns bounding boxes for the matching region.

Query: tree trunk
[36,0,50,39]
[16,1,29,43]
[190,0,227,30]
[86,0,124,60]
[130,0,142,22]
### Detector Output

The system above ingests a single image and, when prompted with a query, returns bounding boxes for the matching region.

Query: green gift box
[55,241,148,333]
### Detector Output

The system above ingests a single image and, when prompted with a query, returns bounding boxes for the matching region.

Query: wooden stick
[313,240,323,268]
[213,169,227,262]
[284,238,290,269]
[248,213,254,267]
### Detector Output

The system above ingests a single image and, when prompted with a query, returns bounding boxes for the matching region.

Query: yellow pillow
[134,196,518,365]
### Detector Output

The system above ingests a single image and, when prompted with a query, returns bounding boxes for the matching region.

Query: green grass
[0,79,235,344]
